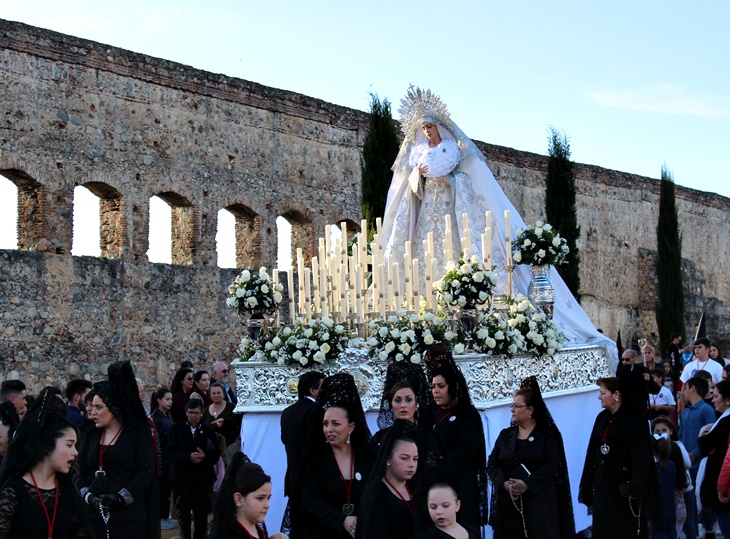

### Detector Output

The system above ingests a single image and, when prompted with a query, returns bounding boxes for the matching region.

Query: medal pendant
[342,503,354,515]
[600,444,610,455]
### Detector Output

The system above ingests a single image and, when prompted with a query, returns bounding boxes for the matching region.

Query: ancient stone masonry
[1,19,729,391]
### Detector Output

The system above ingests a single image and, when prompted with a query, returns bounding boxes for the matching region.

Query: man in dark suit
[616,348,661,419]
[280,371,325,498]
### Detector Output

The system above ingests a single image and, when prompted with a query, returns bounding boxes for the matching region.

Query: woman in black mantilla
[79,361,159,539]
[423,343,488,529]
[357,419,419,539]
[292,373,374,539]
[579,375,660,539]
[486,376,575,538]
[0,388,92,538]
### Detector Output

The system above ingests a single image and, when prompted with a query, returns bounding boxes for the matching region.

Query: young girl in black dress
[425,482,480,539]
[209,453,287,539]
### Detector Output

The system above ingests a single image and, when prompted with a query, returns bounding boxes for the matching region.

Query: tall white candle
[444,214,453,262]
[485,210,492,230]
[405,241,412,258]
[505,210,512,265]
[431,258,439,311]
[272,269,279,285]
[340,263,347,315]
[481,233,489,267]
[311,258,320,313]
[443,238,451,267]
[287,270,295,323]
[378,263,386,319]
[324,227,331,269]
[403,252,412,310]
[412,258,420,306]
[320,267,328,319]
[485,227,492,268]
[427,232,435,259]
[393,262,401,310]
[423,239,430,260]
[425,256,433,311]
[355,264,363,323]
[376,217,382,237]
[387,259,394,311]
[465,228,472,257]
[318,239,326,271]
[304,268,311,320]
[462,213,469,231]
[341,221,347,244]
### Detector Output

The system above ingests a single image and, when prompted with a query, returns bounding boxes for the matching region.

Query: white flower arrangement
[435,254,497,310]
[505,294,565,357]
[512,221,569,266]
[367,309,465,363]
[226,267,284,315]
[473,308,525,358]
[247,317,350,368]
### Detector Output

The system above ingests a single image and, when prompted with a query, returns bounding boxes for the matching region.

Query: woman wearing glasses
[486,377,575,538]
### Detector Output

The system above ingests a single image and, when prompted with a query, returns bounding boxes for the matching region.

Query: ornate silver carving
[233,344,612,413]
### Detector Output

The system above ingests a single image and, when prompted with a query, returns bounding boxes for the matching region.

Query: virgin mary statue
[381,86,614,357]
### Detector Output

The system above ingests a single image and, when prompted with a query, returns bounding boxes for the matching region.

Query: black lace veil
[96,360,148,429]
[377,361,431,430]
[424,343,473,409]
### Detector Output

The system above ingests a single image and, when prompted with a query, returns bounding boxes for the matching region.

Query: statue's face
[422,122,441,144]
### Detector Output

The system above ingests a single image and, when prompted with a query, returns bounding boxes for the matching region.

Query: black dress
[487,424,573,539]
[423,402,485,528]
[698,414,730,515]
[579,405,657,539]
[366,481,414,539]
[78,426,157,539]
[423,523,481,538]
[300,447,373,539]
[0,476,87,538]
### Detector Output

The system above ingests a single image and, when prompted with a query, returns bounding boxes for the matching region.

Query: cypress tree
[545,127,581,300]
[655,164,684,358]
[360,94,399,241]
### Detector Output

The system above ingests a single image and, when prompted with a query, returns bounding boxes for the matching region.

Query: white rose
[385,342,396,353]
[537,249,546,259]
[367,337,378,347]
[486,337,496,349]
[246,297,258,308]
[535,227,543,237]
[399,343,412,355]
[454,343,465,354]
[292,350,303,360]
[523,239,532,247]
[226,297,238,308]
[379,327,389,337]
[395,353,404,362]
[390,329,401,339]
[424,334,434,345]
[518,300,530,312]
[272,336,282,346]
[473,272,484,283]
[478,291,488,301]
[508,344,518,355]
[320,343,331,354]
[368,320,377,329]
[396,308,407,318]
[476,328,489,339]
[303,328,313,338]
[298,356,308,366]
[543,224,552,231]
[241,270,251,282]
[457,296,467,306]
[321,332,330,341]
[379,351,389,361]
[444,331,455,341]
[552,237,561,247]
[387,315,398,323]
[460,263,472,274]
[410,353,421,364]
[495,330,505,340]
[260,284,269,294]
[275,283,284,292]
[282,327,292,337]
[443,293,453,303]
[335,325,345,334]
[513,251,522,263]
[236,288,246,298]
[273,292,283,303]
[533,334,545,345]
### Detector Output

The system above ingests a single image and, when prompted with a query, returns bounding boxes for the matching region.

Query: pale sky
[1,1,728,262]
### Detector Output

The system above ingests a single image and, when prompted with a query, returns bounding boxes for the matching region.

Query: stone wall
[0,20,728,391]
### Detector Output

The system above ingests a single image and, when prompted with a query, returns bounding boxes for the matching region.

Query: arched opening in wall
[222,204,261,269]
[0,174,19,249]
[277,216,292,270]
[148,192,197,265]
[71,185,101,257]
[147,195,172,264]
[0,169,43,251]
[281,211,314,268]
